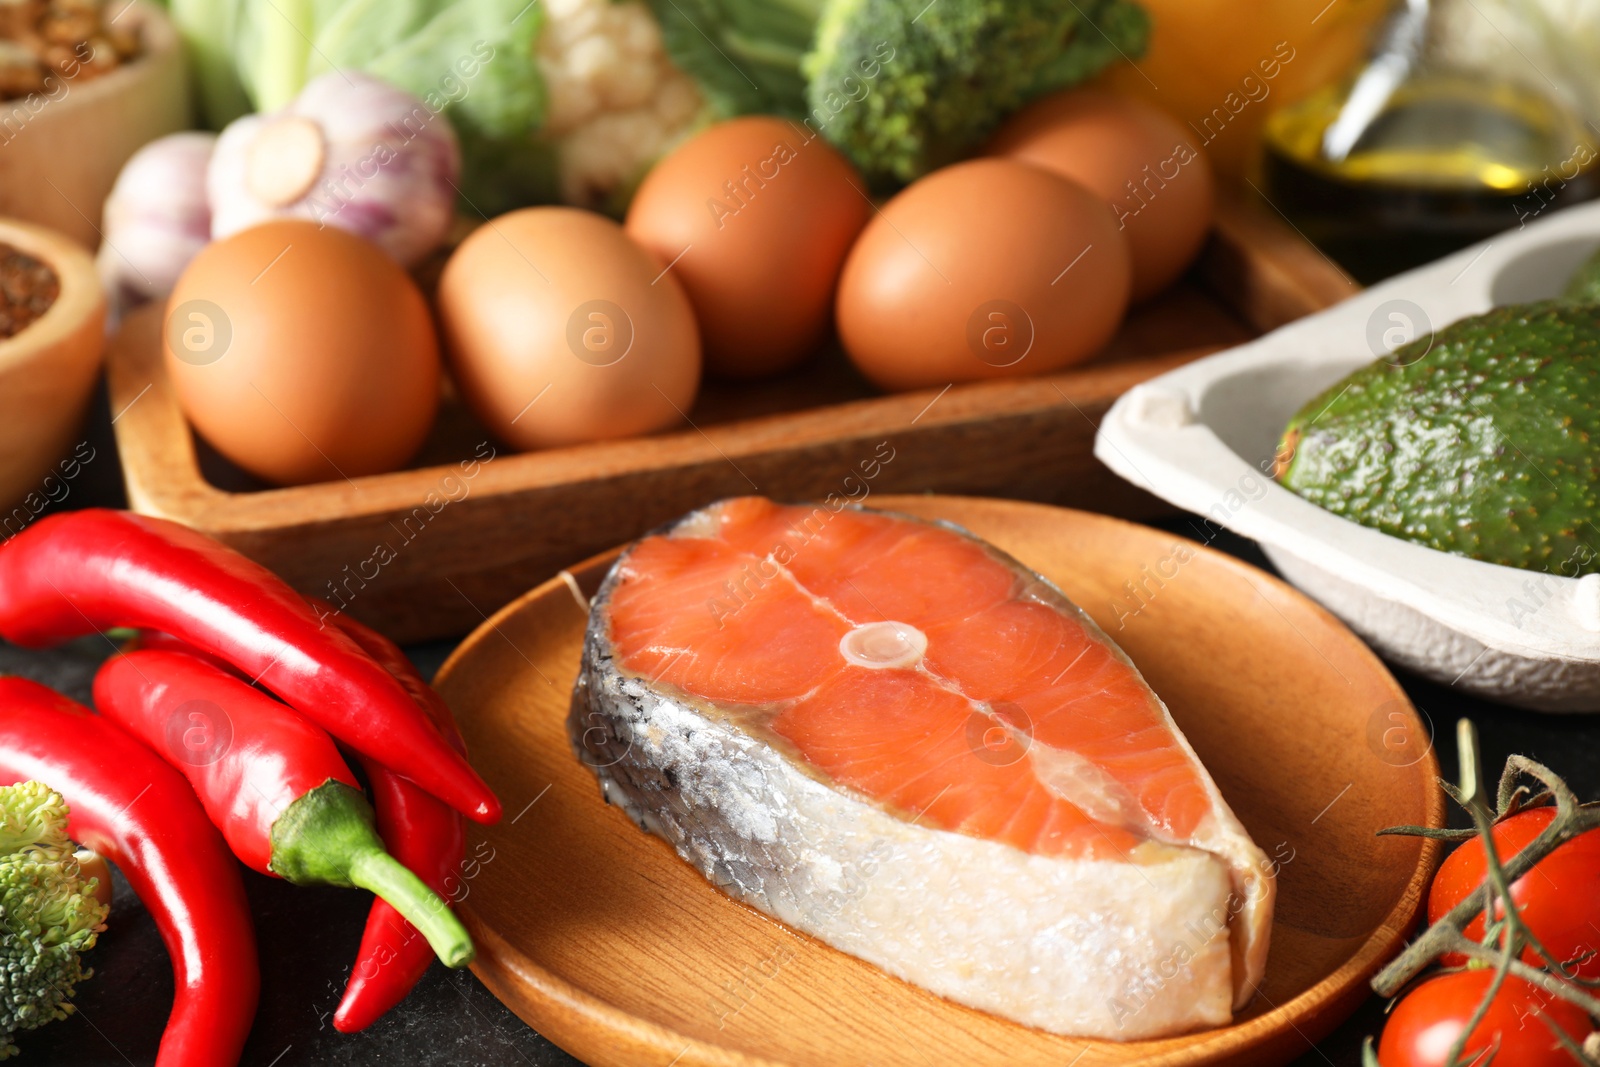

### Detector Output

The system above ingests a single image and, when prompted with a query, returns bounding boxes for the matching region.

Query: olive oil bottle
[1262,0,1598,281]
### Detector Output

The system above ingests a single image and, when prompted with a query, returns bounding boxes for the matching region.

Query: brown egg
[436,207,700,450]
[164,220,439,486]
[626,116,871,380]
[988,89,1215,302]
[836,158,1131,392]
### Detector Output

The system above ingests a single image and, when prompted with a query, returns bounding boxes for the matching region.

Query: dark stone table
[9,384,1598,1067]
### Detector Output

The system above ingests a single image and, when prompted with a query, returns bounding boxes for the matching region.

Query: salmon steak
[570,497,1274,1040]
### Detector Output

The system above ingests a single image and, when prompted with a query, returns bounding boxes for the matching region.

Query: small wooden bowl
[0,218,105,514]
[0,1,190,250]
[437,495,1444,1067]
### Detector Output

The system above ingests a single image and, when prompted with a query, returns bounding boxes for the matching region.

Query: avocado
[1564,246,1600,303]
[1275,301,1600,574]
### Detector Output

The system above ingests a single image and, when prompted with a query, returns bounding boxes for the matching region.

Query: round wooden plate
[437,496,1445,1067]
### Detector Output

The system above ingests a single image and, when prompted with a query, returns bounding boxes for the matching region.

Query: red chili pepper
[126,628,243,677]
[93,649,475,968]
[319,608,468,1033]
[0,676,258,1067]
[0,510,500,825]
[130,609,474,1031]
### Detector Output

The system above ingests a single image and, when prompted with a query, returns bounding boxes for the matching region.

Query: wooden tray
[436,496,1444,1067]
[106,189,1355,643]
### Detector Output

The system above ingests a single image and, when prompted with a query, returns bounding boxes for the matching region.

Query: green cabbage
[168,0,550,209]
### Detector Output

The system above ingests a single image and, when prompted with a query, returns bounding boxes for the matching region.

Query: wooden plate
[437,496,1444,1067]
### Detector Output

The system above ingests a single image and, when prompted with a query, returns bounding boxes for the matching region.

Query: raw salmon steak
[570,497,1274,1039]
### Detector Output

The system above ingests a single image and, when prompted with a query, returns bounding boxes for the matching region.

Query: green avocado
[1564,246,1600,303]
[1275,301,1600,575]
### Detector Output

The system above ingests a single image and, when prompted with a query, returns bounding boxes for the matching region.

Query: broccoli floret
[806,0,1149,183]
[0,782,108,1060]
[651,0,1149,186]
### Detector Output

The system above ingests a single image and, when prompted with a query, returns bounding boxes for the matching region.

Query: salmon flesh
[570,498,1274,1040]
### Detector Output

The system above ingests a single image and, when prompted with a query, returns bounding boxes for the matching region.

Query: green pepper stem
[348,849,473,968]
[270,780,474,969]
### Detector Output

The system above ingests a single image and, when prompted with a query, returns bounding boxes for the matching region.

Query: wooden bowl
[436,495,1444,1067]
[0,1,190,250]
[0,218,105,516]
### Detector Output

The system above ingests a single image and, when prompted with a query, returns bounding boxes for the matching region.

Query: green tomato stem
[1368,719,1600,1066]
[1455,719,1482,807]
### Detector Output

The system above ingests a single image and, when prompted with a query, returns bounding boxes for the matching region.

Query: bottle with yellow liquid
[1098,0,1391,180]
[1262,0,1599,281]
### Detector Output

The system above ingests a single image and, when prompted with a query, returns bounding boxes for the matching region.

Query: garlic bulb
[208,71,460,267]
[97,131,217,320]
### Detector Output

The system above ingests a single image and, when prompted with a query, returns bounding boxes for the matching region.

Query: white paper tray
[1095,201,1600,712]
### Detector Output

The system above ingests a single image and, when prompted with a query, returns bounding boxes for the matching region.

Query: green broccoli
[650,0,1150,186]
[0,782,109,1060]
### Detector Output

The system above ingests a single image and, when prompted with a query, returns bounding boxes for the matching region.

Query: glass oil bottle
[1261,0,1599,281]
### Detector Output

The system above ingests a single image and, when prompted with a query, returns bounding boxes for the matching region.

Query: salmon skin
[570,497,1274,1040]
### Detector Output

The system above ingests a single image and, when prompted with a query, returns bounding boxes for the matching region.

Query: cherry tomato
[1378,971,1590,1067]
[1428,807,1600,976]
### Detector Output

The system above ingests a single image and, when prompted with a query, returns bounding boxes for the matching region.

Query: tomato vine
[1363,720,1600,1066]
